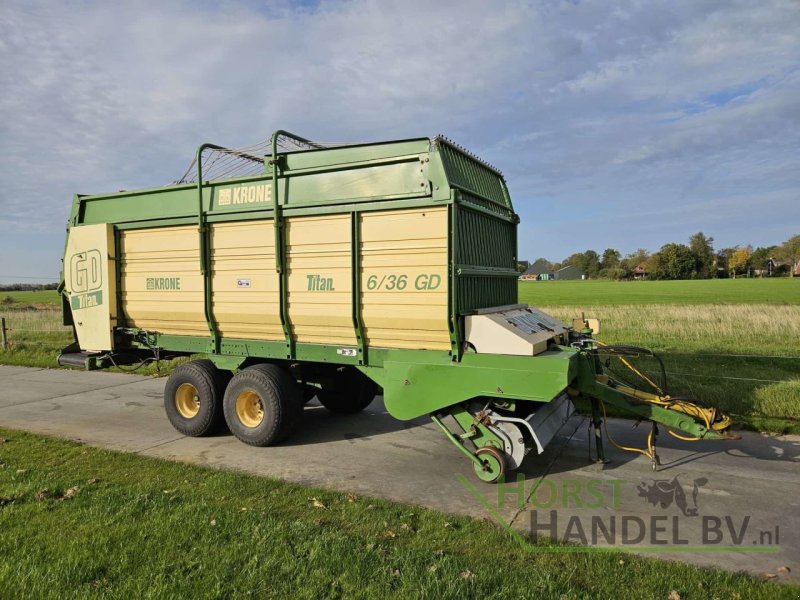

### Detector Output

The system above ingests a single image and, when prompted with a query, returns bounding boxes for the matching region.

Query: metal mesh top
[177,132,501,184]
[177,133,328,184]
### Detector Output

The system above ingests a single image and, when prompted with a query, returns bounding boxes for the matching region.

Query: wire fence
[0,310,73,351]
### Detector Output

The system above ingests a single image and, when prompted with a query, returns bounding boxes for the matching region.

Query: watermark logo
[459,473,780,554]
[637,476,707,517]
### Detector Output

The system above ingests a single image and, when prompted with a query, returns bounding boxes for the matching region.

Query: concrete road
[0,365,797,581]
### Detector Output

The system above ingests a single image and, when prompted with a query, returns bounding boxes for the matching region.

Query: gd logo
[70,250,103,293]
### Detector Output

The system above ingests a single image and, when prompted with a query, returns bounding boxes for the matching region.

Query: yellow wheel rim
[175,383,200,418]
[235,390,264,428]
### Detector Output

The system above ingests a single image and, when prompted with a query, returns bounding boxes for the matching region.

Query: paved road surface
[0,365,797,581]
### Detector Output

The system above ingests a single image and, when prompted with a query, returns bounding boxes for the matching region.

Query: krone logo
[217,183,271,207]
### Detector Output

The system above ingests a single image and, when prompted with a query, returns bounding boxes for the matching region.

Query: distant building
[633,261,649,280]
[753,258,776,277]
[519,259,553,281]
[555,265,584,280]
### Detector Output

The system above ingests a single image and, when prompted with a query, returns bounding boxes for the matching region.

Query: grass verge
[0,428,794,599]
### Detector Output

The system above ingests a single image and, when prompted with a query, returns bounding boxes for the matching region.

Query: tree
[565,252,585,269]
[564,251,600,278]
[621,248,649,270]
[582,250,601,278]
[532,257,553,270]
[776,234,800,277]
[688,232,714,278]
[715,247,739,278]
[601,248,621,271]
[648,243,697,280]
[728,247,751,278]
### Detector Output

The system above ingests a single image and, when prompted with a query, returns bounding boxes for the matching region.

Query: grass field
[0,292,184,376]
[518,279,799,432]
[519,278,799,306]
[1,281,798,430]
[0,428,794,599]
[1,290,60,305]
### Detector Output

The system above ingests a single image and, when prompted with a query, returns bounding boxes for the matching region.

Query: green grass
[519,278,800,306]
[0,429,793,599]
[1,290,60,305]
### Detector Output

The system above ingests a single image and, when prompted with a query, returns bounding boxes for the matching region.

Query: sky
[0,0,798,283]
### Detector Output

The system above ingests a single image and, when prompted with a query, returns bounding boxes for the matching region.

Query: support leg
[590,397,609,465]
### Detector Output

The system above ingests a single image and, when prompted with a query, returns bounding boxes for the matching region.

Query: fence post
[1,317,6,350]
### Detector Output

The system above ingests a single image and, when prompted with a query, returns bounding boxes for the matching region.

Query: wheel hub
[473,445,506,483]
[235,390,265,428]
[175,383,201,418]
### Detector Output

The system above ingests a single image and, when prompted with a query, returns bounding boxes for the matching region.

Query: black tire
[223,363,303,446]
[317,367,377,414]
[164,360,229,437]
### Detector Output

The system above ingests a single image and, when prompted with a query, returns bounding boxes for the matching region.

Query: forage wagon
[58,131,734,481]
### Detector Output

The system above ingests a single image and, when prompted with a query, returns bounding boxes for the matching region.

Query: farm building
[519,259,554,280]
[555,265,584,280]
[633,261,649,280]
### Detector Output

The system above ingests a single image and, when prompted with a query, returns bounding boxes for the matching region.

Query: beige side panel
[286,214,356,346]
[120,226,207,336]
[64,223,116,351]
[210,220,282,340]
[360,207,450,350]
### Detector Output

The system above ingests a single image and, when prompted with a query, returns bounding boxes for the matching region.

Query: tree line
[0,283,59,291]
[527,233,800,280]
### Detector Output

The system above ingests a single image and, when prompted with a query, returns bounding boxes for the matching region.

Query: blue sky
[1,0,798,283]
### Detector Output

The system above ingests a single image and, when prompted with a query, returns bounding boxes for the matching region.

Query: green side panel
[282,160,429,207]
[79,186,199,225]
[284,139,431,172]
[362,349,577,421]
[454,202,518,314]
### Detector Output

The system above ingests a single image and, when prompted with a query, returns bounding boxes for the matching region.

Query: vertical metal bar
[114,227,125,328]
[350,212,366,364]
[448,197,461,361]
[196,144,222,354]
[1,317,7,350]
[499,177,514,211]
[270,131,294,359]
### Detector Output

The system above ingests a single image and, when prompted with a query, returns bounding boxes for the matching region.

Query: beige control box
[464,305,570,356]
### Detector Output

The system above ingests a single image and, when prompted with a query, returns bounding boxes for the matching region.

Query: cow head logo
[637,475,708,517]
